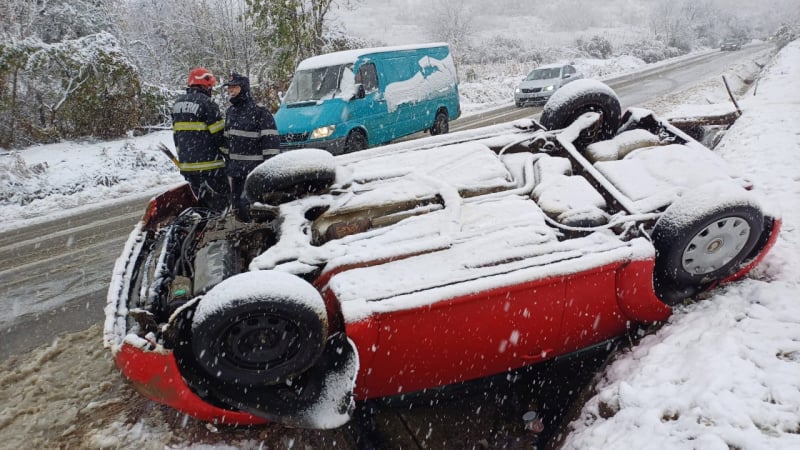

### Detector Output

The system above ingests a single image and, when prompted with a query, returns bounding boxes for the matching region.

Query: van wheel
[344,129,368,153]
[430,110,449,135]
[540,79,621,140]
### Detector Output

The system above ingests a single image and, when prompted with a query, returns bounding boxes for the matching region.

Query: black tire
[190,271,329,386]
[652,185,764,303]
[203,332,358,429]
[245,148,336,204]
[540,79,621,140]
[344,129,368,153]
[430,109,449,135]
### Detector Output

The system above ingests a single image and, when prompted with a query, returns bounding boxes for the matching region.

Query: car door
[561,65,579,87]
[361,278,567,398]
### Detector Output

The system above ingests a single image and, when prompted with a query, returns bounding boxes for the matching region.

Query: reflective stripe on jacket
[173,120,225,134]
[177,159,225,171]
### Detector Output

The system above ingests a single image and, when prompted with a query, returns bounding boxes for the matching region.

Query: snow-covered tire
[191,271,329,386]
[652,183,764,303]
[540,79,621,140]
[430,109,449,135]
[198,332,357,428]
[245,148,336,204]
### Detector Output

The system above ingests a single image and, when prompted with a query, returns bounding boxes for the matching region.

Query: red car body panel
[113,258,667,423]
[115,342,268,425]
[721,219,781,284]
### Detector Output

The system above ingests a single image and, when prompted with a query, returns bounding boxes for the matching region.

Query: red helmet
[187,67,216,88]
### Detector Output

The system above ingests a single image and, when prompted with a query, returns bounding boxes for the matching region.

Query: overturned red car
[105,80,779,429]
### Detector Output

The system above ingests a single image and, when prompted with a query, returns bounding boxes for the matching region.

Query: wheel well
[736,215,778,270]
[346,127,368,145]
[348,127,367,139]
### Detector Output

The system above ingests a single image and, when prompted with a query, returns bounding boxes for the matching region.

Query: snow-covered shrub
[577,35,614,59]
[137,84,178,130]
[618,40,684,64]
[0,32,143,147]
[771,24,799,49]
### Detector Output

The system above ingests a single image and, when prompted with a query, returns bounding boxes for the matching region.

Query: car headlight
[515,88,521,94]
[310,125,336,139]
[543,85,555,92]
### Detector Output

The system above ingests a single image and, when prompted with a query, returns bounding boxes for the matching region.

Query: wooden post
[722,75,742,116]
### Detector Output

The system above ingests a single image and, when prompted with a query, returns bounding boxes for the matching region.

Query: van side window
[358,63,379,93]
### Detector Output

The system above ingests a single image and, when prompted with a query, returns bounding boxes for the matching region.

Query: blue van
[275,43,461,155]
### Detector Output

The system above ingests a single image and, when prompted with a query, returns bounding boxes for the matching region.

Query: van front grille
[280,132,309,144]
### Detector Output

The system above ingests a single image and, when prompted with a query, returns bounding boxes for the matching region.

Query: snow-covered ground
[0,42,798,449]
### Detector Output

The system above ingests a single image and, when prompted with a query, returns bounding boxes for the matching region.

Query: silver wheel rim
[681,216,751,276]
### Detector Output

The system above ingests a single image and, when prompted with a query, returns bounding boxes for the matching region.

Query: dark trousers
[229,176,250,221]
[183,169,230,212]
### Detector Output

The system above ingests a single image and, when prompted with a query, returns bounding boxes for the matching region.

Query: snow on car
[104,79,780,429]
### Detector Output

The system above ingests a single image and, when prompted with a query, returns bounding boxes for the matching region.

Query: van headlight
[543,85,555,92]
[311,125,336,139]
[515,88,521,94]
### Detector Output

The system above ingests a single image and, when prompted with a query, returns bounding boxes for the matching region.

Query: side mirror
[563,73,571,79]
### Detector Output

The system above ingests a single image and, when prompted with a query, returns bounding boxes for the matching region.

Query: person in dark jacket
[222,72,281,221]
[171,67,229,211]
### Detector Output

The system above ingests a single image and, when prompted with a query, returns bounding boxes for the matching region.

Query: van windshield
[526,67,561,81]
[283,65,349,104]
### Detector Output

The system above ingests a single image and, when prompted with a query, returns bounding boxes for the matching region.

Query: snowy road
[0,195,150,360]
[449,43,770,130]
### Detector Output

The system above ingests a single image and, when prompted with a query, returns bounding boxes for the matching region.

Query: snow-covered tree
[421,0,475,66]
[246,0,357,82]
[0,1,140,147]
[116,0,265,87]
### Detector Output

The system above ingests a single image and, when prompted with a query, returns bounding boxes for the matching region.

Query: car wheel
[245,148,337,204]
[190,271,329,386]
[344,129,368,153]
[540,79,621,140]
[191,332,357,429]
[430,109,449,135]
[652,184,764,304]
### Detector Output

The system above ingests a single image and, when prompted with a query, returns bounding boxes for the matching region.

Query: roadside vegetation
[0,0,797,149]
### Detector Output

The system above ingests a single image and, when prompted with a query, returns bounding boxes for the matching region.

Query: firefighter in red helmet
[170,67,230,210]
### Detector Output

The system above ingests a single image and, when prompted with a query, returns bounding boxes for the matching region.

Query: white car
[514,63,582,106]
